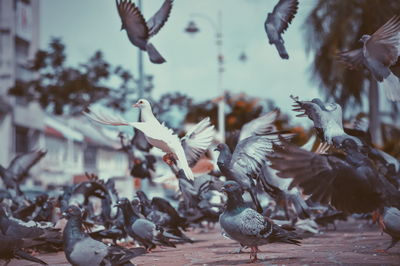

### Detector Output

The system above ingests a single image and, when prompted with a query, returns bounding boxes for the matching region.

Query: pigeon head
[115,197,130,207]
[133,99,151,109]
[62,205,82,219]
[221,181,242,194]
[214,143,228,152]
[359,34,370,43]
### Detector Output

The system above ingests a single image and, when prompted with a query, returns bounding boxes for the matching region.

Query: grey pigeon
[337,16,400,101]
[62,205,145,266]
[116,0,173,64]
[219,181,301,263]
[215,134,291,213]
[265,0,299,59]
[376,207,400,251]
[115,198,176,251]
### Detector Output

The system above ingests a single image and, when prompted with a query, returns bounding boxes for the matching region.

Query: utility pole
[137,0,144,99]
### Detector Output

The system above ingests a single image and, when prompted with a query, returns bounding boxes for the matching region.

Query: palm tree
[304,0,400,145]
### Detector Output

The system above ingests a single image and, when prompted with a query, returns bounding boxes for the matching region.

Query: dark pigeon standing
[337,16,400,101]
[136,191,192,243]
[116,0,173,64]
[265,0,299,59]
[0,234,48,265]
[116,198,176,251]
[62,205,145,266]
[219,181,301,263]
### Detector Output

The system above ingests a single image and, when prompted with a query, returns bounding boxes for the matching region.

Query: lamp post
[137,0,144,99]
[185,11,225,143]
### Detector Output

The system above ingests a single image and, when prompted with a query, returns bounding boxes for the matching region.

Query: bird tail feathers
[274,41,289,59]
[380,72,400,101]
[15,250,48,265]
[146,43,166,64]
[269,224,302,246]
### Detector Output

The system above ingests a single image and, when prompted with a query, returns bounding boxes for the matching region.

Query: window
[15,125,29,153]
[84,146,97,171]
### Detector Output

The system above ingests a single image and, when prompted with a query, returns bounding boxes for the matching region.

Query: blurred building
[0,0,42,165]
[0,0,133,197]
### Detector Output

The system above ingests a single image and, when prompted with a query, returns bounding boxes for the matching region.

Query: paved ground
[7,220,400,265]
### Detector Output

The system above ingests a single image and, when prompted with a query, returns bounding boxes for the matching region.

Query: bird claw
[162,153,175,166]
[374,249,388,253]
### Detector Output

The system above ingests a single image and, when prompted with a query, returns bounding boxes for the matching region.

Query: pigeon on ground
[337,16,400,101]
[219,181,301,262]
[62,205,145,266]
[115,198,177,251]
[215,134,291,214]
[375,207,400,251]
[0,207,63,251]
[265,0,299,59]
[136,191,192,243]
[268,140,400,214]
[0,234,48,265]
[83,99,214,180]
[116,0,173,64]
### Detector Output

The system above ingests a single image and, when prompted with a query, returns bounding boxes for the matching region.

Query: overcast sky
[40,0,321,123]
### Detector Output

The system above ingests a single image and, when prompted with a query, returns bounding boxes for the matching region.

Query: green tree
[9,38,151,115]
[305,0,400,145]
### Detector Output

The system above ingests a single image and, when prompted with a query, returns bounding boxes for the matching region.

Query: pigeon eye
[139,100,143,104]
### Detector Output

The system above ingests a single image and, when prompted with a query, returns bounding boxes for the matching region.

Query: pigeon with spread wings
[83,99,214,180]
[337,16,400,101]
[116,0,173,64]
[265,0,299,59]
[268,140,400,214]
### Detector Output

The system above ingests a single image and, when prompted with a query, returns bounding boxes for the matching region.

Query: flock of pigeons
[1,0,400,265]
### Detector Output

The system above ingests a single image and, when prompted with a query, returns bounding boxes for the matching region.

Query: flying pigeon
[83,99,214,180]
[265,0,299,59]
[268,140,400,214]
[219,181,301,263]
[0,150,46,198]
[337,16,400,101]
[226,109,280,151]
[116,0,173,64]
[215,134,293,213]
[62,205,146,266]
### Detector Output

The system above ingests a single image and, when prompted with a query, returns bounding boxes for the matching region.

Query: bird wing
[181,117,214,167]
[336,48,364,70]
[230,135,289,180]
[268,0,299,34]
[83,107,131,126]
[268,142,384,213]
[8,150,47,182]
[116,0,149,40]
[366,16,400,66]
[236,208,270,238]
[238,109,279,142]
[146,0,173,37]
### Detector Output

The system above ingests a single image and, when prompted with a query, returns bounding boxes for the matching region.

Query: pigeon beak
[132,103,140,108]
[61,212,67,219]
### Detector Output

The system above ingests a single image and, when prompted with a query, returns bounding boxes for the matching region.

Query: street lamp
[137,0,144,99]
[184,11,225,143]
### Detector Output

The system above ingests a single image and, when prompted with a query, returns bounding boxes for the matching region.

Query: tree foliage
[9,38,152,115]
[304,0,400,108]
